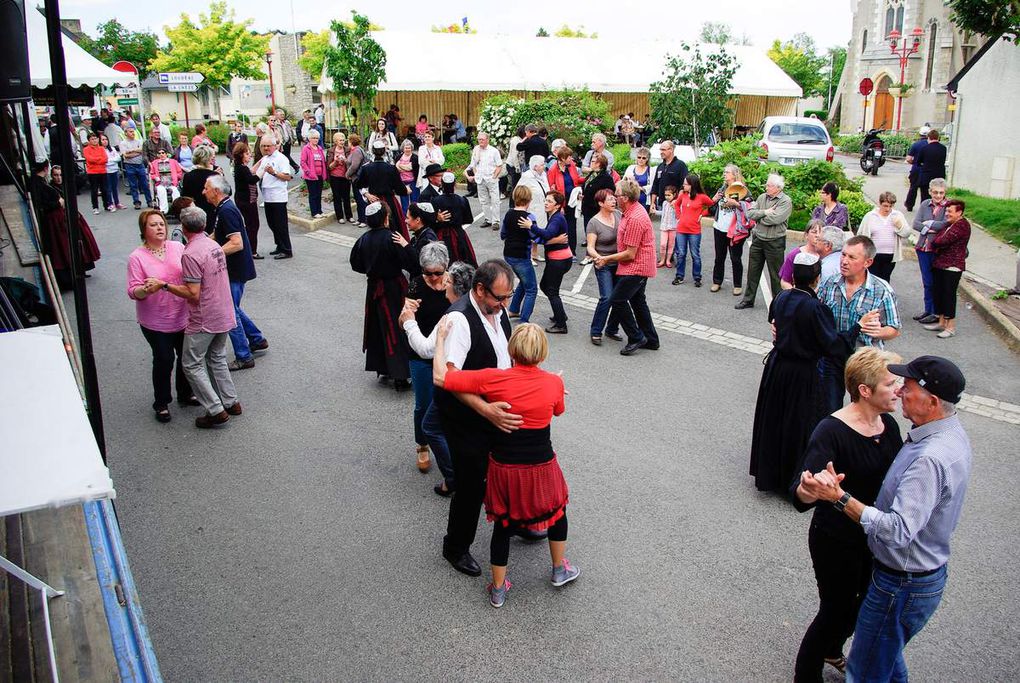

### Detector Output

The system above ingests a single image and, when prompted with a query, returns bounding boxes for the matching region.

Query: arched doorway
[874,75,894,130]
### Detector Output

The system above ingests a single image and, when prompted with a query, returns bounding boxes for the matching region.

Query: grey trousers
[183,331,237,416]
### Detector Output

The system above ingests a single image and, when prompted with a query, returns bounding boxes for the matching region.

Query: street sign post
[167,84,199,93]
[158,72,205,85]
[110,61,145,136]
[117,98,139,106]
[859,78,874,131]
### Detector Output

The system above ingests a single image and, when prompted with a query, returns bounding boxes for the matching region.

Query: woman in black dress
[180,145,219,226]
[350,201,418,390]
[748,253,870,494]
[29,161,101,290]
[231,142,262,258]
[790,347,903,680]
[579,153,616,234]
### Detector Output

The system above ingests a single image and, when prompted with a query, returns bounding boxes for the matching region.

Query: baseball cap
[888,355,965,404]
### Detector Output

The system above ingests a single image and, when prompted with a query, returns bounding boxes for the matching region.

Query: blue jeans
[123,163,151,205]
[409,359,433,445]
[422,400,454,488]
[847,565,947,683]
[354,189,367,222]
[590,264,620,336]
[105,170,121,207]
[916,249,935,315]
[818,357,846,413]
[401,181,415,212]
[506,256,538,322]
[228,281,266,362]
[674,232,702,280]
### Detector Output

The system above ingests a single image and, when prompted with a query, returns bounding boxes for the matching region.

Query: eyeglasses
[484,285,513,303]
[423,270,446,278]
[637,156,648,160]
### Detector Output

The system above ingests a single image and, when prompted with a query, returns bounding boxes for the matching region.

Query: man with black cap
[798,355,971,682]
[357,140,410,240]
[418,163,446,203]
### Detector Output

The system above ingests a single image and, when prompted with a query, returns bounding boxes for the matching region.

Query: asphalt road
[69,185,1020,681]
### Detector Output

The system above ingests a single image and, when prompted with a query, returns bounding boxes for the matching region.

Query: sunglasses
[637,156,648,159]
[423,270,446,278]
[484,285,513,303]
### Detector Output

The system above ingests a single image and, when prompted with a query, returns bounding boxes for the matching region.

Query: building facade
[219,32,319,121]
[839,0,982,133]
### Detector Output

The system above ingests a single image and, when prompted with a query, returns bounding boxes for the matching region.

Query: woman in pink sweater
[148,149,183,213]
[301,129,329,218]
[126,209,197,422]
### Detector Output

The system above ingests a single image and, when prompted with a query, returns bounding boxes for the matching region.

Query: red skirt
[484,455,569,531]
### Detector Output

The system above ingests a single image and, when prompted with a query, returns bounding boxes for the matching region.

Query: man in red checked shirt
[594,179,660,356]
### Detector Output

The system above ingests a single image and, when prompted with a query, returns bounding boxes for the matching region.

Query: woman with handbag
[368,119,399,162]
[710,165,751,295]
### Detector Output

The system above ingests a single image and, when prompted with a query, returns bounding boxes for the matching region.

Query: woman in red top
[925,199,971,338]
[671,173,715,287]
[433,322,579,609]
[82,132,110,215]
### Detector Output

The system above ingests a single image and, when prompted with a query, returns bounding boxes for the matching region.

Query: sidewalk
[836,154,1020,351]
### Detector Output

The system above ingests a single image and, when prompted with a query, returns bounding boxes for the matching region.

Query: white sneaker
[92,208,100,215]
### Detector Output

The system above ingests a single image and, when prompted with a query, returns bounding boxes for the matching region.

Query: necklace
[145,242,166,259]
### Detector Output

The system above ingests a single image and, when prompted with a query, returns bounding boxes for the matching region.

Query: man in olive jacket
[735,173,792,309]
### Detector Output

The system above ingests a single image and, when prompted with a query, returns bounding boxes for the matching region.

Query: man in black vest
[433,260,526,576]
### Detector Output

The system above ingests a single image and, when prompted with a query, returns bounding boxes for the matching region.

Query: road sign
[115,87,135,97]
[117,98,139,106]
[859,78,874,97]
[158,72,205,85]
[167,84,199,93]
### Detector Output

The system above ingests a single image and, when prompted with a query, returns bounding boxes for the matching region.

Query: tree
[698,21,752,46]
[299,30,330,79]
[650,43,737,145]
[768,33,826,97]
[536,27,550,37]
[554,24,597,39]
[150,1,269,89]
[946,0,1020,44]
[78,20,159,77]
[324,12,387,135]
[821,46,847,109]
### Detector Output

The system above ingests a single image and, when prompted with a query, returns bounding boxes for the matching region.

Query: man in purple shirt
[148,206,242,428]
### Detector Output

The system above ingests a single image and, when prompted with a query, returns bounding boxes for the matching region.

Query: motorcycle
[860,128,886,176]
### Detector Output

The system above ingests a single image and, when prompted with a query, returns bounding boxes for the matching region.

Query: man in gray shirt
[799,355,971,682]
[735,172,793,309]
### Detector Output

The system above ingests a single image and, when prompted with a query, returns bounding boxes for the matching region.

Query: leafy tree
[768,33,826,97]
[299,30,330,79]
[150,1,269,89]
[554,24,597,39]
[946,0,1020,44]
[650,43,737,145]
[324,12,387,135]
[821,46,847,109]
[698,21,752,46]
[536,27,550,37]
[78,20,158,78]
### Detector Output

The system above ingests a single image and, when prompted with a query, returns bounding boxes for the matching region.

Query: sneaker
[672,277,684,286]
[710,284,721,292]
[551,559,581,587]
[694,279,702,288]
[107,206,117,212]
[922,323,944,331]
[337,218,346,224]
[917,314,939,325]
[116,203,127,210]
[488,579,511,608]
[227,358,255,371]
[92,208,100,215]
[133,201,142,210]
[249,339,269,353]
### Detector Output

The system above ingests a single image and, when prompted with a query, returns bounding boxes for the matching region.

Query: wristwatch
[833,491,852,512]
[162,283,169,291]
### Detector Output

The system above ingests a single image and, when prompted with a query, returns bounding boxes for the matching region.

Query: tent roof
[320,32,802,98]
[27,8,136,89]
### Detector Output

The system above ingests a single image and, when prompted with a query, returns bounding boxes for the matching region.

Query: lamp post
[887,26,923,131]
[265,49,277,113]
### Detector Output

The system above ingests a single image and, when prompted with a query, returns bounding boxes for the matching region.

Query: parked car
[756,116,834,165]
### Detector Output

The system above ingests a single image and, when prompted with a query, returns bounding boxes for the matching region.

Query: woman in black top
[180,145,219,227]
[231,142,261,258]
[502,184,539,323]
[580,153,616,233]
[791,347,903,681]
[29,161,101,290]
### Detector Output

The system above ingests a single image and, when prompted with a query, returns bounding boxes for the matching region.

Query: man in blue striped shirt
[816,235,901,412]
[799,355,971,682]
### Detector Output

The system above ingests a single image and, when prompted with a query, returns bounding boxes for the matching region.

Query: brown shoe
[195,411,229,428]
[732,287,743,296]
[225,402,242,416]
[710,284,721,292]
[416,445,432,473]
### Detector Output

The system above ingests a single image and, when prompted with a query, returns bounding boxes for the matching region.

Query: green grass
[948,188,1020,247]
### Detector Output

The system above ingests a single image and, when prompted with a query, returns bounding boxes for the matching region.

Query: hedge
[441,142,472,182]
[833,132,915,159]
[169,124,230,150]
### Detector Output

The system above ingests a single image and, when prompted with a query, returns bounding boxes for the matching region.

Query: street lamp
[887,26,924,131]
[265,50,277,113]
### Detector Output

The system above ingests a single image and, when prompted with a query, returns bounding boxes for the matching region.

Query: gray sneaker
[488,579,511,608]
[551,559,580,587]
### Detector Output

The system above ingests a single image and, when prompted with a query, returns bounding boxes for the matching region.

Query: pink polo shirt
[126,241,189,332]
[181,232,236,335]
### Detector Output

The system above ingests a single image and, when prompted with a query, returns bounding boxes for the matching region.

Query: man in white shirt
[254,135,294,259]
[149,113,172,146]
[466,133,503,228]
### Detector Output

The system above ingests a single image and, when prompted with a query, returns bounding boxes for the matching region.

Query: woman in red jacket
[82,132,110,215]
[924,199,971,338]
[546,146,584,256]
[671,173,715,287]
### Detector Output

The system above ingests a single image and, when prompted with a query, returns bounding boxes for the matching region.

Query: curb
[288,213,333,233]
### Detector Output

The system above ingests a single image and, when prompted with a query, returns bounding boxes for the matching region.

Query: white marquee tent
[26,7,135,89]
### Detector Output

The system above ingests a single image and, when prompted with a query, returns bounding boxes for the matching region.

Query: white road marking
[305,229,1020,426]
[570,262,593,294]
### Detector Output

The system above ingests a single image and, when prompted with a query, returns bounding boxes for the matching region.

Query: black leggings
[329,176,352,220]
[712,228,744,287]
[88,173,109,210]
[540,257,572,326]
[870,253,895,283]
[490,511,568,567]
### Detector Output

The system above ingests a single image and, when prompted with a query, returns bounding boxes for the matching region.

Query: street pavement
[67,177,1019,681]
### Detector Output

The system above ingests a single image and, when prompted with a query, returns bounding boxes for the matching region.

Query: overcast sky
[61,0,854,51]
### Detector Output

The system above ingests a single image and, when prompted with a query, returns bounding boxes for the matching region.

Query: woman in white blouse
[416,129,445,189]
[367,118,398,162]
[857,191,912,284]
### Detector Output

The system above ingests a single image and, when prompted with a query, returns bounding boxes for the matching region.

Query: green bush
[440,142,471,182]
[834,132,915,158]
[838,190,872,230]
[478,89,610,151]
[803,110,829,120]
[169,124,230,150]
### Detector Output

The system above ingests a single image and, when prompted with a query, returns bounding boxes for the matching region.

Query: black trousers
[490,511,568,566]
[329,177,352,220]
[919,179,934,204]
[793,523,872,682]
[263,202,292,254]
[870,253,896,283]
[610,275,659,346]
[281,142,300,172]
[540,257,572,326]
[565,208,579,256]
[139,326,192,410]
[905,171,920,211]
[442,425,495,556]
[933,268,963,319]
[712,228,745,287]
[88,173,109,210]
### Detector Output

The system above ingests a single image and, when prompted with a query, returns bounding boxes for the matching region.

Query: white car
[756,116,834,165]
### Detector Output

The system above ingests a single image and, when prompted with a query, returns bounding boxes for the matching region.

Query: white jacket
[857,209,913,262]
[518,170,550,228]
[623,164,654,196]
